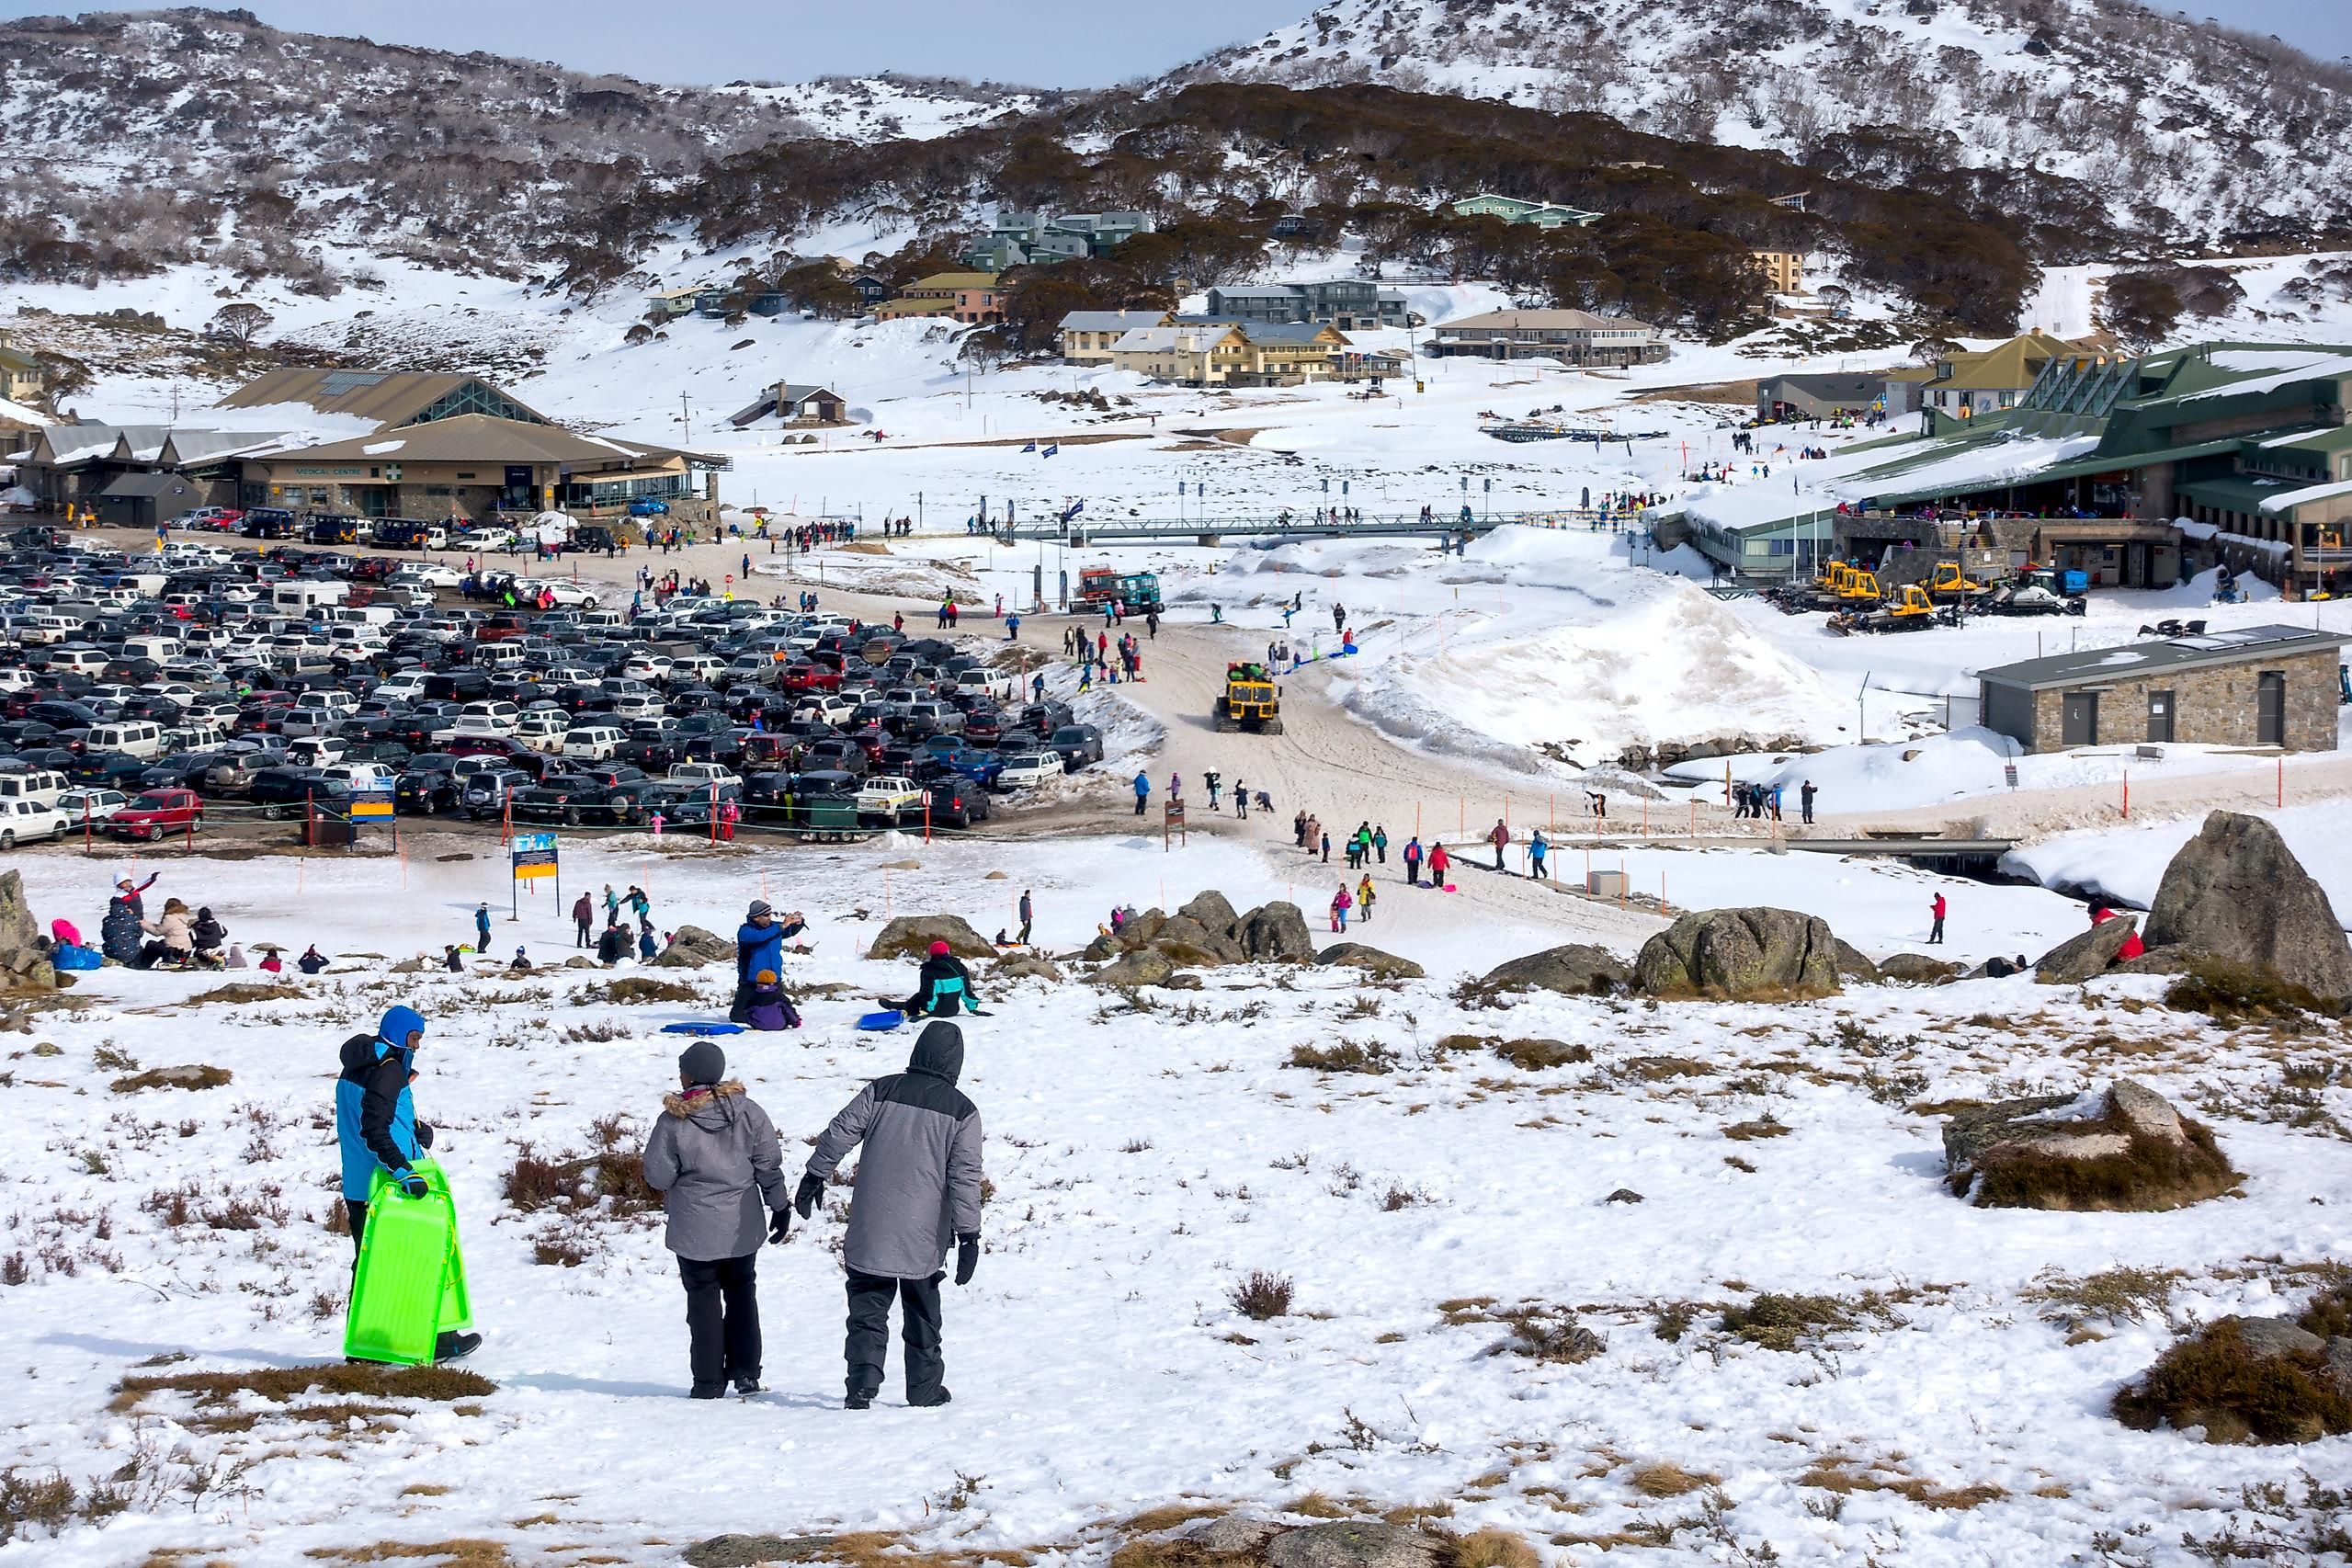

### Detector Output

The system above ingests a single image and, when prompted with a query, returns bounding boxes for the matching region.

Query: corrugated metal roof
[218,369,548,429]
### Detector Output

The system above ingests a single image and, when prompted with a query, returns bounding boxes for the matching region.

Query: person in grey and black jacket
[642,1040,792,1399]
[797,1020,984,1409]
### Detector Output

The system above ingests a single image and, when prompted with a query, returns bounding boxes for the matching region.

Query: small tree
[1910,335,1960,366]
[208,302,273,346]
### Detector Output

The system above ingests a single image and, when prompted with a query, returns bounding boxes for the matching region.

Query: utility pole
[679,393,692,448]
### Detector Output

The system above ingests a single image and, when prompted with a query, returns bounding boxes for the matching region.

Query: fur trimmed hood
[663,1078,747,1121]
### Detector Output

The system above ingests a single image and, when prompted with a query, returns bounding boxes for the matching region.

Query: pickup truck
[106,788,204,840]
[854,774,923,824]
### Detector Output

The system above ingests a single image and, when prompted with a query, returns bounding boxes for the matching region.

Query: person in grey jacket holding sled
[797,1020,984,1408]
[642,1040,793,1399]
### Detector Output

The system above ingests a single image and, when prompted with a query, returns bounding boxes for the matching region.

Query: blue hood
[378,1005,426,1051]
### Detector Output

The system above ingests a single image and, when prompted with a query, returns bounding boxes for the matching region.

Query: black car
[246,767,339,815]
[1018,700,1074,735]
[460,767,534,821]
[1049,723,1106,767]
[512,775,634,826]
[396,756,461,814]
[927,783,993,830]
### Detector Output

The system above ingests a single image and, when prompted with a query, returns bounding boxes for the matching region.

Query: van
[270,581,350,612]
[325,604,398,628]
[474,642,526,671]
[421,671,492,703]
[0,770,68,810]
[85,721,165,760]
[121,634,184,664]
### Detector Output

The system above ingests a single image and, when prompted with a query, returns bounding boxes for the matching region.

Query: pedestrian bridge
[993,508,1642,546]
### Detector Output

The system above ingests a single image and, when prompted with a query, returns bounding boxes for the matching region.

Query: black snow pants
[844,1268,945,1402]
[680,1252,762,1393]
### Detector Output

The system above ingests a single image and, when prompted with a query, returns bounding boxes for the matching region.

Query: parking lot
[0,517,1114,857]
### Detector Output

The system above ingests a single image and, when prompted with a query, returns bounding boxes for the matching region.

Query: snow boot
[845,1392,874,1410]
[909,1388,953,1408]
[733,1377,764,1396]
[434,1331,482,1364]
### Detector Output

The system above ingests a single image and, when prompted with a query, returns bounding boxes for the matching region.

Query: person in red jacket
[1427,842,1450,888]
[1928,892,1947,945]
[1489,818,1511,871]
[2090,903,2146,961]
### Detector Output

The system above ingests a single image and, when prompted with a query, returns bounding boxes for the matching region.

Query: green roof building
[1663,340,2352,594]
[1448,192,1602,229]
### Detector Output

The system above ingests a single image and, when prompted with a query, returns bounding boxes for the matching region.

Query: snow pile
[2005,803,2352,926]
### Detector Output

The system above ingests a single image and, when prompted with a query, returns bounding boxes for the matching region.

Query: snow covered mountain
[1165,0,2352,248]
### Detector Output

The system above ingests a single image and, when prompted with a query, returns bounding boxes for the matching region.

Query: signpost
[509,831,558,920]
[351,788,395,822]
[1164,800,1187,851]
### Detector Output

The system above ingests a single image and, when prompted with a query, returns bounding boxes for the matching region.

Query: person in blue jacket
[334,1004,481,1361]
[730,901,806,1023]
[1131,770,1151,817]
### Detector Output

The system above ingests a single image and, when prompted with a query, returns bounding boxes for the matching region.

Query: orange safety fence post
[83,802,92,855]
[2121,769,2129,821]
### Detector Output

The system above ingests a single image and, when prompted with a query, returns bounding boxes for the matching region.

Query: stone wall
[2023,648,2338,753]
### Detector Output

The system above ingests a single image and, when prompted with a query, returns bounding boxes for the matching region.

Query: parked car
[106,788,204,841]
[0,798,66,846]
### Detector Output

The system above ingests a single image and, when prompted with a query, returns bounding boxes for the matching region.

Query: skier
[797,1020,984,1409]
[1928,892,1948,946]
[1489,817,1511,871]
[1402,835,1424,888]
[900,939,981,1019]
[642,1040,793,1398]
[335,1004,480,1361]
[1132,770,1151,817]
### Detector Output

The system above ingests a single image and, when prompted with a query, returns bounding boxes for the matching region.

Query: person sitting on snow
[900,940,980,1019]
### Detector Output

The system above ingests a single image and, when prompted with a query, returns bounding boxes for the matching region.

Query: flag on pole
[1020,441,1038,453]
[1042,443,1059,457]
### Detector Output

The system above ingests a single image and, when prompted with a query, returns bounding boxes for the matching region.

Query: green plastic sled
[345,1158,472,1366]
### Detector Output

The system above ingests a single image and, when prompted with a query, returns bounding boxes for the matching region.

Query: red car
[108,788,204,841]
[782,663,841,693]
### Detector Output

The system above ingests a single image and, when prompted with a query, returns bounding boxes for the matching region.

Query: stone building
[1976,625,2342,754]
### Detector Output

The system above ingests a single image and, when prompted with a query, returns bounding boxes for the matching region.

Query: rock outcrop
[650,925,734,968]
[1080,893,1317,981]
[0,869,57,991]
[1878,952,1963,985]
[1316,943,1425,980]
[2034,914,2140,983]
[866,915,994,961]
[1942,1079,2236,1210]
[1632,907,1841,999]
[1479,943,1630,996]
[2144,811,2352,999]
[1832,939,1880,984]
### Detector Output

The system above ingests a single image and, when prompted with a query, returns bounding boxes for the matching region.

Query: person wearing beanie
[641,1040,792,1399]
[898,938,979,1019]
[798,1019,984,1408]
[334,1003,479,1361]
[732,900,782,1024]
[744,968,800,1030]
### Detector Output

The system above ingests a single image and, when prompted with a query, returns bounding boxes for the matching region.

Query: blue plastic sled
[857,1010,906,1031]
[660,1020,745,1036]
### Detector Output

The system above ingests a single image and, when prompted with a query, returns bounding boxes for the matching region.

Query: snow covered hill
[1165,0,2352,247]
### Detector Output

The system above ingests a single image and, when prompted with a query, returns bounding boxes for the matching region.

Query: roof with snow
[246,414,723,470]
[1433,308,1654,333]
[1977,625,2343,690]
[218,369,550,431]
[1057,310,1173,333]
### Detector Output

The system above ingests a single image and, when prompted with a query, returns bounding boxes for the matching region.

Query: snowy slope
[1165,0,2352,244]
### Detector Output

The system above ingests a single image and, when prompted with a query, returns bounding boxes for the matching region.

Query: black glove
[768,1208,791,1244]
[393,1169,429,1199]
[415,1122,434,1150]
[955,1233,980,1286]
[794,1173,825,1220]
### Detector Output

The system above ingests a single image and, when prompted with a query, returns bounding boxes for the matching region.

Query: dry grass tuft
[180,983,296,1007]
[303,1543,517,1565]
[1288,1040,1395,1074]
[2024,1266,2183,1332]
[583,977,699,1005]
[1627,1462,1718,1499]
[1119,1504,1228,1536]
[111,1065,233,1094]
[1720,1291,1896,1352]
[1722,1115,1790,1142]
[1229,1271,1293,1320]
[1955,1106,2239,1212]
[1446,1528,1539,1568]
[2165,958,2340,1024]
[1492,1039,1590,1071]
[1800,1457,2006,1510]
[2112,1319,2352,1444]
